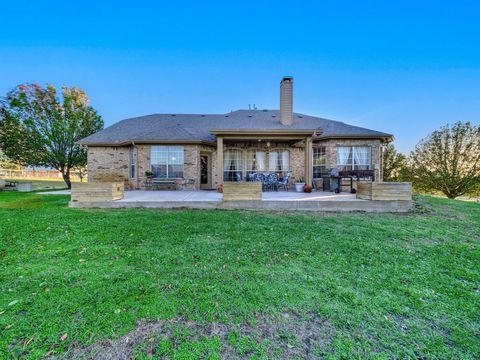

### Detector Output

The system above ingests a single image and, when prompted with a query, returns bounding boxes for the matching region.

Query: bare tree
[410,122,480,199]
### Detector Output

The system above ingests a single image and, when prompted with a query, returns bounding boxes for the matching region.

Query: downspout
[380,143,384,182]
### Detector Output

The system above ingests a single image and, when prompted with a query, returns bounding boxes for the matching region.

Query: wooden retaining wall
[357,182,412,201]
[71,182,124,202]
[223,182,262,201]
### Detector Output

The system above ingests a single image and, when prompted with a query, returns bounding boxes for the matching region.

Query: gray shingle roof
[79,109,393,145]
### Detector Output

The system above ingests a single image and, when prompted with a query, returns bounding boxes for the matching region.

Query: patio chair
[276,172,291,191]
[265,173,279,191]
[250,173,266,190]
[253,173,264,181]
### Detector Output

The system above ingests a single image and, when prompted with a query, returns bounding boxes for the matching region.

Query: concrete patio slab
[69,190,412,212]
[116,190,222,202]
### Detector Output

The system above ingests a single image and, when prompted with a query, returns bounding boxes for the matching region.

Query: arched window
[223,149,243,181]
[268,150,289,175]
[246,150,266,177]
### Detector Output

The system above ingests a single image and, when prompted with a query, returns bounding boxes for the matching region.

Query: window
[224,149,243,181]
[268,150,289,174]
[246,150,266,176]
[130,146,137,179]
[337,146,371,170]
[313,146,326,178]
[151,146,184,178]
[200,155,209,185]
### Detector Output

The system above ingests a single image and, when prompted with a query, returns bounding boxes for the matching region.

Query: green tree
[0,149,19,170]
[410,121,480,199]
[382,143,408,181]
[0,84,103,188]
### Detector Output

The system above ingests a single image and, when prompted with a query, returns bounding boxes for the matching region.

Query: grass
[0,192,479,359]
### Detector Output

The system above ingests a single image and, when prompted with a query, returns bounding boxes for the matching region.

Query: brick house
[79,77,393,190]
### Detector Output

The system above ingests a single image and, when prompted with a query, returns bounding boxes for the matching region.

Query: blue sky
[1,0,479,153]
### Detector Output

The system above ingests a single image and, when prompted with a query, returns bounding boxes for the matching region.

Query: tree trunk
[446,192,457,199]
[62,169,72,189]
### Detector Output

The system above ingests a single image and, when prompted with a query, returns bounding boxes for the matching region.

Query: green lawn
[0,192,479,359]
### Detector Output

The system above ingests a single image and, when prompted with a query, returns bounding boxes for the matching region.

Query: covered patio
[215,129,317,189]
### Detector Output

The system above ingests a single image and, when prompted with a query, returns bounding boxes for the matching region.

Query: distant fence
[0,168,83,180]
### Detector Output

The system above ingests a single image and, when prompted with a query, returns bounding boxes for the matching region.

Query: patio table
[6,180,18,188]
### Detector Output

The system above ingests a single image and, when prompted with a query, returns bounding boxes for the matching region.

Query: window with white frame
[224,149,243,181]
[246,150,266,176]
[313,146,326,178]
[150,145,184,178]
[337,146,371,170]
[130,146,137,179]
[268,150,289,174]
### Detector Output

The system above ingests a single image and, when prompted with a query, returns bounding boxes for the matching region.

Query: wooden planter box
[223,182,262,201]
[71,182,124,202]
[357,182,412,201]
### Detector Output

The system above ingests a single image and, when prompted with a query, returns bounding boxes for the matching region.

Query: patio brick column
[305,137,313,186]
[217,136,223,185]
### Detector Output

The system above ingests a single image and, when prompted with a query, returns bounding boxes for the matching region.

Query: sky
[1,0,479,153]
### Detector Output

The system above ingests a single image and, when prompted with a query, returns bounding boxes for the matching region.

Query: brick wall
[316,139,383,181]
[137,144,215,190]
[88,144,217,190]
[87,146,130,181]
[136,144,150,189]
[87,138,383,191]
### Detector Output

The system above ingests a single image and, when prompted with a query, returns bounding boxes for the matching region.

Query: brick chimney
[280,76,293,126]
